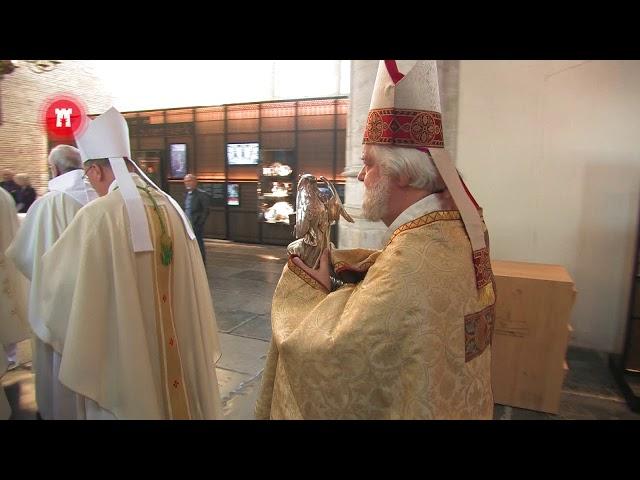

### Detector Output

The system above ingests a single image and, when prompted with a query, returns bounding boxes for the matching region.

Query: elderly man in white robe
[0,187,30,420]
[6,145,96,420]
[35,108,223,420]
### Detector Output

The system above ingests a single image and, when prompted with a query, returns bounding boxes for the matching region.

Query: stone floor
[3,239,640,420]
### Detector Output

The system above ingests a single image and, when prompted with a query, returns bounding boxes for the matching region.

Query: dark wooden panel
[196,134,225,175]
[228,210,260,243]
[138,136,164,150]
[261,116,295,131]
[261,222,294,246]
[168,182,186,205]
[261,131,295,150]
[336,129,346,180]
[166,109,194,123]
[336,113,347,130]
[204,209,226,239]
[298,114,336,130]
[297,130,334,179]
[227,133,259,143]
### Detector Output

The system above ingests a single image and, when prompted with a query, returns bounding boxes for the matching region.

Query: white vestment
[0,187,30,420]
[37,174,223,420]
[6,169,96,419]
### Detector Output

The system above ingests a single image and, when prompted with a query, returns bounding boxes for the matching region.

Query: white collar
[48,169,96,206]
[381,190,456,246]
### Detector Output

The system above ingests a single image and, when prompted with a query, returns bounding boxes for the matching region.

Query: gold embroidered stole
[146,203,191,419]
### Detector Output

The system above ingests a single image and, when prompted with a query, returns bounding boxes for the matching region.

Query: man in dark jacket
[14,173,37,213]
[183,174,210,262]
[1,170,19,201]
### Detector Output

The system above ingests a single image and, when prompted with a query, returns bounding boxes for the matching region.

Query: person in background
[1,169,19,201]
[14,173,37,213]
[35,108,223,419]
[183,174,211,263]
[0,186,29,418]
[6,145,96,420]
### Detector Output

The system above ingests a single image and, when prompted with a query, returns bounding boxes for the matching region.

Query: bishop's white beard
[362,176,391,222]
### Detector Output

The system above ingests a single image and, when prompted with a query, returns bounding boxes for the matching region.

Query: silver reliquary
[287,174,354,269]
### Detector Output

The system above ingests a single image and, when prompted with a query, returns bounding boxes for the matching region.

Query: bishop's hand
[292,248,331,292]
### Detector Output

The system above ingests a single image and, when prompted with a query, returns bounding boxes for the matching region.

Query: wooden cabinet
[491,260,577,414]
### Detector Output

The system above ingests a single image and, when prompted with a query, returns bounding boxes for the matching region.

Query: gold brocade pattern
[334,260,375,274]
[257,216,495,419]
[386,210,462,245]
[147,203,191,420]
[387,210,495,292]
[331,248,381,276]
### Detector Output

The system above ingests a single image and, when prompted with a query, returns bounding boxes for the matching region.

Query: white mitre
[75,107,196,246]
[75,107,153,252]
[363,60,490,291]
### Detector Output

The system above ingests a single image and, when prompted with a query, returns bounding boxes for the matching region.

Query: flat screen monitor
[227,142,259,165]
[227,183,240,206]
[169,143,188,178]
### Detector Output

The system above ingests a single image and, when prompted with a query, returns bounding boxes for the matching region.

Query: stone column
[337,60,385,249]
[338,60,460,249]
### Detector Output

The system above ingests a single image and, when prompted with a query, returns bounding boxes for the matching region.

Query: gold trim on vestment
[147,203,191,419]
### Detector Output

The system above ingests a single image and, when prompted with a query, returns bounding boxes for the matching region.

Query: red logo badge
[41,94,88,141]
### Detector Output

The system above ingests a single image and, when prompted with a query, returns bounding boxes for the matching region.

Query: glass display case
[258,150,295,225]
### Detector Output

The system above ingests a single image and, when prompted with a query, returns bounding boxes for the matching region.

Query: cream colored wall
[456,60,640,353]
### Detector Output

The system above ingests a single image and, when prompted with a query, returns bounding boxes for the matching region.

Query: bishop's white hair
[367,144,445,195]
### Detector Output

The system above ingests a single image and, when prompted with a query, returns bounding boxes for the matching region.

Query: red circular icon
[41,94,88,140]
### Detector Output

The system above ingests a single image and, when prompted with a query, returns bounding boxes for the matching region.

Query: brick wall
[0,61,112,195]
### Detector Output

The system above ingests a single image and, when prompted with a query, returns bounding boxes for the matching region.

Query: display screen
[227,183,240,206]
[227,142,259,165]
[169,143,187,178]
